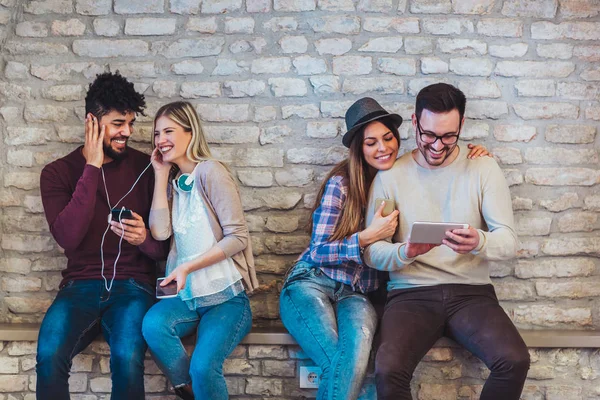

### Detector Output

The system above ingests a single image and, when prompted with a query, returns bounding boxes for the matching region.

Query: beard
[103,139,128,161]
[418,142,458,166]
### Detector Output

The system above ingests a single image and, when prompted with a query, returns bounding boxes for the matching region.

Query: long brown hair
[309,118,400,241]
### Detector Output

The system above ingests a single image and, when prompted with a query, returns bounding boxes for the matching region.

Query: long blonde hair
[310,118,400,241]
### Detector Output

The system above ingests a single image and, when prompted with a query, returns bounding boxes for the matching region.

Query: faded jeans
[279,261,377,400]
[142,291,252,400]
[36,278,155,400]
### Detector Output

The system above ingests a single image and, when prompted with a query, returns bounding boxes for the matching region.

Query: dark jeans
[376,284,530,400]
[36,279,155,400]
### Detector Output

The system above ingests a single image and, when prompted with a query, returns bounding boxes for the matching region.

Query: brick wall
[0,0,599,398]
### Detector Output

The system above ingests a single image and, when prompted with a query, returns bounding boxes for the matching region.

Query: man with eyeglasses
[364,83,529,400]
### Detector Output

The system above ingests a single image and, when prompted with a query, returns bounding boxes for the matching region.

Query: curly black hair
[85,72,146,118]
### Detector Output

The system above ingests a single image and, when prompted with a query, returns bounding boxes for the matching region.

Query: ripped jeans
[279,261,377,400]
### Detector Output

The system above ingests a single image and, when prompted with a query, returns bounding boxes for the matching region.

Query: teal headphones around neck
[177,173,194,192]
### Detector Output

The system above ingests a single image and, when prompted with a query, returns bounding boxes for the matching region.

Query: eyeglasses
[415,117,460,145]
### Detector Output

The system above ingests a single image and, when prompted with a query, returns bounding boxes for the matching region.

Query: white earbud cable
[99,161,153,292]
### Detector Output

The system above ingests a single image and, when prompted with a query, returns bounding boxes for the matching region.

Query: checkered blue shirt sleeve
[304,176,363,266]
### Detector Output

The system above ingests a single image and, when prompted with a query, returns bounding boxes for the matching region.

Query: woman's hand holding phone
[161,263,191,293]
[359,201,399,247]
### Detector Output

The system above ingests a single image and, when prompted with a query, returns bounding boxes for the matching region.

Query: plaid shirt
[299,175,381,293]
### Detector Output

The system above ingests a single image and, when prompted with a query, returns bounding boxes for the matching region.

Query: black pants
[376,284,530,400]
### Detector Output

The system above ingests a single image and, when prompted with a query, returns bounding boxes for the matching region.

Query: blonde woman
[142,101,258,400]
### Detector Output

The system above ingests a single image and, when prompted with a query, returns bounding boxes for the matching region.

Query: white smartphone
[409,221,469,245]
[156,277,178,299]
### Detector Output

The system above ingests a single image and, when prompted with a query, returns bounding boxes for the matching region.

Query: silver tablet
[409,221,469,245]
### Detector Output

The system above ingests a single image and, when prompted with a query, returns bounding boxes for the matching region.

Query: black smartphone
[111,208,133,222]
[156,277,178,299]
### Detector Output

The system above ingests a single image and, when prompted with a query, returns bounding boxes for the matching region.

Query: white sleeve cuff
[471,229,486,255]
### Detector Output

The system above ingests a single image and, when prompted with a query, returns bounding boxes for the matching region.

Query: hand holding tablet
[407,221,480,255]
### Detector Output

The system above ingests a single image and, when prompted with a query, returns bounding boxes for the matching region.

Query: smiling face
[413,108,463,168]
[153,116,192,166]
[99,110,136,161]
[361,120,400,171]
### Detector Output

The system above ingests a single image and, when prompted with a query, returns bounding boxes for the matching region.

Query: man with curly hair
[36,72,168,399]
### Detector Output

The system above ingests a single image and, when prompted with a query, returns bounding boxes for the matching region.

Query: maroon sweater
[40,146,169,287]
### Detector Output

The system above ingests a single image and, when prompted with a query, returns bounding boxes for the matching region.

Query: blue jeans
[142,291,252,400]
[36,278,155,400]
[279,261,377,400]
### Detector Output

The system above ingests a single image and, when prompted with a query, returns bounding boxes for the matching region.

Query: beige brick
[489,43,528,58]
[247,0,271,11]
[266,215,300,232]
[558,212,598,232]
[315,38,352,55]
[0,375,28,392]
[342,77,405,95]
[378,58,417,76]
[581,67,600,81]
[237,170,273,187]
[0,357,18,374]
[541,237,600,256]
[496,281,536,301]
[515,80,556,97]
[16,21,48,37]
[1,277,42,292]
[245,377,283,395]
[318,0,355,10]
[274,0,315,11]
[196,104,249,122]
[263,17,298,32]
[186,17,217,33]
[358,37,402,53]
[546,385,582,400]
[503,169,524,186]
[274,168,314,187]
[421,57,449,74]
[125,18,177,36]
[5,41,68,56]
[280,36,308,54]
[438,38,486,55]
[453,0,495,14]
[525,168,599,186]
[293,56,327,75]
[461,122,489,140]
[467,101,508,119]
[537,43,574,59]
[265,235,310,254]
[532,21,600,40]
[73,39,148,57]
[559,0,600,18]
[540,192,579,212]
[251,57,291,74]
[422,18,470,35]
[417,383,458,400]
[4,297,52,313]
[223,358,260,375]
[269,78,307,97]
[411,0,451,13]
[574,45,600,61]
[0,258,32,275]
[0,82,32,101]
[204,126,259,144]
[180,82,221,98]
[477,18,523,37]
[458,79,500,99]
[545,125,596,144]
[450,58,493,76]
[584,195,600,211]
[513,305,592,327]
[144,375,166,392]
[516,258,595,279]
[248,345,287,359]
[332,56,372,75]
[524,148,598,165]
[537,281,600,298]
[496,61,575,78]
[308,15,360,34]
[287,146,347,165]
[363,17,420,33]
[516,216,552,236]
[492,147,522,164]
[502,0,558,17]
[262,360,296,377]
[52,19,86,36]
[201,0,242,13]
[282,104,319,119]
[90,377,111,393]
[512,197,533,210]
[404,37,434,54]
[153,38,224,58]
[514,102,579,120]
[557,82,600,100]
[260,125,292,145]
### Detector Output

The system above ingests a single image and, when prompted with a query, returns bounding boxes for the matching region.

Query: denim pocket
[128,278,154,296]
[283,264,318,288]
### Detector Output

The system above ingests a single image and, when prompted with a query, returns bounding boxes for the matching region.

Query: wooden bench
[2,323,600,348]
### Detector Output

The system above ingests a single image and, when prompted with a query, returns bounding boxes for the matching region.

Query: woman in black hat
[279,97,489,400]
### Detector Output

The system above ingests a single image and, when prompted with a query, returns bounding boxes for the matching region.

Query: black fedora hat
[342,97,403,148]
